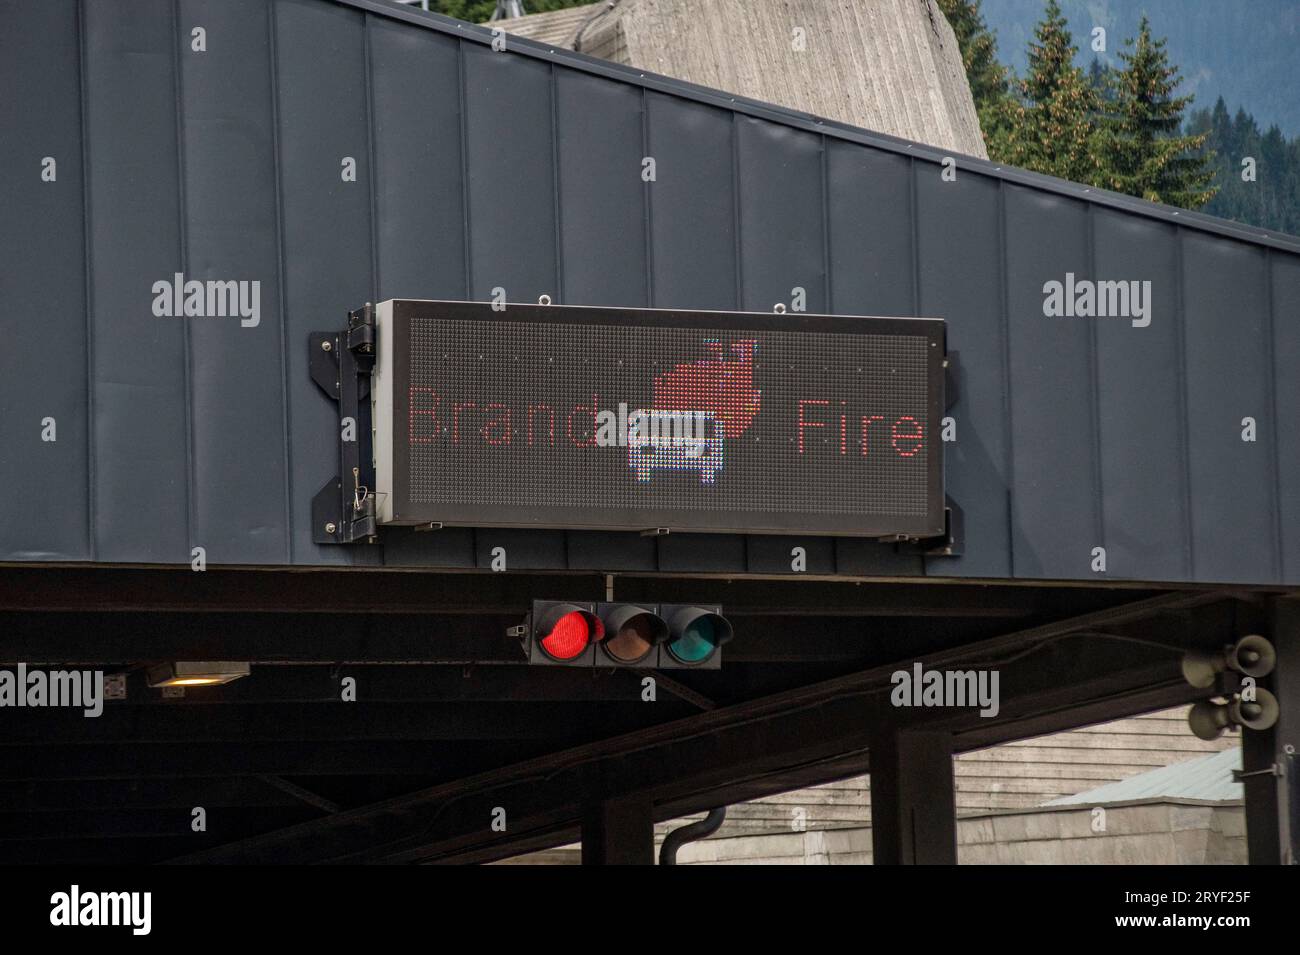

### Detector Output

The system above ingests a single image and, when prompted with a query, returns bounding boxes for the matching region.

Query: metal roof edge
[340,0,1300,258]
[959,796,1243,819]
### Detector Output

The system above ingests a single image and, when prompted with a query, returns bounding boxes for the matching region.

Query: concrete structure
[500,0,989,158]
[505,801,1246,865]
[506,709,1244,862]
[658,798,1246,865]
[669,706,1238,839]
[682,727,1247,864]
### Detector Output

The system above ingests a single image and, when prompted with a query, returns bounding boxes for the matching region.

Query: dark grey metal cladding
[1091,209,1186,583]
[462,42,555,303]
[644,92,737,311]
[85,1,189,564]
[735,117,826,314]
[0,0,90,561]
[914,171,1009,579]
[1004,187,1098,580]
[1181,233,1278,584]
[555,69,648,307]
[3,0,1299,586]
[180,0,289,564]
[1275,255,1300,579]
[274,0,376,565]
[369,16,466,302]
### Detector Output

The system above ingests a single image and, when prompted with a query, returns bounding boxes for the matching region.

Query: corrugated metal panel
[1046,746,1243,806]
[463,42,556,302]
[3,0,1300,587]
[644,91,737,311]
[274,0,376,565]
[369,16,466,302]
[735,117,825,314]
[554,70,648,307]
[826,144,914,317]
[1274,254,1300,582]
[181,0,290,565]
[1004,187,1099,580]
[1181,233,1278,584]
[914,172,1010,579]
[85,0,189,565]
[0,0,90,561]
[1092,209,1187,581]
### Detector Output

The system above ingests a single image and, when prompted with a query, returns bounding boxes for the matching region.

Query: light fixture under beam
[146,662,250,688]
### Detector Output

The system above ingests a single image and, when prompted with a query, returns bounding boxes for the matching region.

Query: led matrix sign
[372,301,945,538]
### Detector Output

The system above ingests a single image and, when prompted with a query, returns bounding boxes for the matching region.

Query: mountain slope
[979,0,1300,137]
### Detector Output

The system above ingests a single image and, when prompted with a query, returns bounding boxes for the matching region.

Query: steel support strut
[870,727,958,865]
[581,795,655,865]
[1244,596,1300,864]
[310,304,378,545]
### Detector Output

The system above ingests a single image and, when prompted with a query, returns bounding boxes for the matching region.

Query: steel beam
[869,728,957,865]
[0,565,1169,617]
[581,796,654,865]
[1244,596,1300,864]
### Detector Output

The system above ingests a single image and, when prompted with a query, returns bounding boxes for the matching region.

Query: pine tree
[1100,17,1215,208]
[1087,56,1115,105]
[1190,99,1300,235]
[936,0,1015,153]
[1210,96,1233,153]
[1002,0,1104,185]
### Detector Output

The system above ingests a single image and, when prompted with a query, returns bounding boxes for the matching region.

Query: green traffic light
[668,616,717,664]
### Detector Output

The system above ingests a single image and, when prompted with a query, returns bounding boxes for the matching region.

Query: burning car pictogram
[628,409,725,484]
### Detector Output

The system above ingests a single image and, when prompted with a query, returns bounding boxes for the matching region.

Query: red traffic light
[541,610,600,661]
[528,602,603,665]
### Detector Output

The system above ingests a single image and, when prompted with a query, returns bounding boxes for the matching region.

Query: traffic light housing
[517,601,732,669]
[595,602,669,667]
[659,604,733,670]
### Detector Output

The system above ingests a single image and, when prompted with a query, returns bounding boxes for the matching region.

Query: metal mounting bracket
[310,304,378,545]
[900,499,964,557]
[1233,764,1283,781]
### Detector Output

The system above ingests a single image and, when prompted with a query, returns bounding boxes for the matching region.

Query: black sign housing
[373,300,945,538]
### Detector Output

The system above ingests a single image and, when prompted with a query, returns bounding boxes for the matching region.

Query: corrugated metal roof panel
[1046,746,1244,806]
